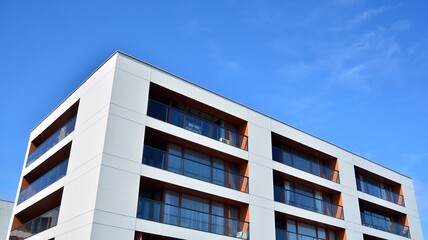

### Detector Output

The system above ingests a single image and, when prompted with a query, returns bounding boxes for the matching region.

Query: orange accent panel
[239,124,249,150]
[239,205,250,233]
[336,194,343,219]
[20,178,30,190]
[11,217,22,230]
[239,163,249,192]
[398,186,405,205]
[337,230,346,240]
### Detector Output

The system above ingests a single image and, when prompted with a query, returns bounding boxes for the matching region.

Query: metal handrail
[18,160,68,204]
[274,185,343,219]
[27,116,76,167]
[137,197,249,239]
[276,228,326,240]
[143,146,248,192]
[361,211,410,238]
[147,99,248,150]
[9,207,60,240]
[356,178,405,206]
[272,146,340,183]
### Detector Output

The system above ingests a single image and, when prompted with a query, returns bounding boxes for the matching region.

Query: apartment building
[1,200,14,240]
[7,52,423,240]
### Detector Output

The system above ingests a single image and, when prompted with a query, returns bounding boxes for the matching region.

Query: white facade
[7,52,423,240]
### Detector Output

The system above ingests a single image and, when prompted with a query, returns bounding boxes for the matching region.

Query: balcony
[361,211,410,238]
[142,146,248,192]
[27,116,76,167]
[274,185,343,219]
[272,146,339,183]
[9,207,59,240]
[356,178,405,206]
[147,99,248,150]
[18,160,68,204]
[276,228,326,240]
[137,197,249,239]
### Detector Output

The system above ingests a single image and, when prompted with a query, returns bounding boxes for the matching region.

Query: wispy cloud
[329,20,410,92]
[347,5,391,28]
[273,20,410,93]
[205,39,243,72]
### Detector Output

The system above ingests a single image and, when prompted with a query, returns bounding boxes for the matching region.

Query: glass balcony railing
[147,99,248,150]
[143,146,248,192]
[276,228,326,240]
[27,117,76,167]
[137,198,249,239]
[361,211,410,238]
[274,186,343,219]
[356,178,405,206]
[9,207,60,240]
[272,147,339,183]
[18,160,68,204]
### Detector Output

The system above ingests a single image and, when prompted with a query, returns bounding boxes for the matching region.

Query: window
[276,219,336,240]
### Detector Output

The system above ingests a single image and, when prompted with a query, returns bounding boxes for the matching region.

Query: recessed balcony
[18,159,68,204]
[137,197,249,239]
[275,216,343,240]
[272,146,339,183]
[357,178,405,206]
[147,99,248,150]
[142,145,248,192]
[27,116,76,167]
[359,199,410,238]
[274,185,343,219]
[276,228,327,240]
[9,207,59,240]
[360,210,410,238]
[355,167,405,206]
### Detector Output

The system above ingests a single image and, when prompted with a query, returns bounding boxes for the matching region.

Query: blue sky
[1,0,427,237]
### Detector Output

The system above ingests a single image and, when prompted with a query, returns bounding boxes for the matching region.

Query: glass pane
[284,149,293,165]
[287,220,296,233]
[148,100,168,121]
[167,144,182,173]
[228,206,239,236]
[213,158,225,186]
[170,108,185,127]
[295,185,314,211]
[295,154,311,173]
[212,202,224,234]
[228,164,240,190]
[328,230,336,240]
[185,115,203,134]
[311,161,320,176]
[164,191,179,225]
[181,194,209,231]
[184,149,210,182]
[297,222,317,237]
[317,227,326,239]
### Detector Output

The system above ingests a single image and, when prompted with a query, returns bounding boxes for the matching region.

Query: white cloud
[329,20,410,91]
[336,63,370,90]
[347,5,390,28]
[205,39,243,72]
